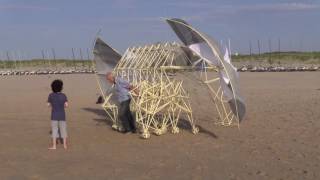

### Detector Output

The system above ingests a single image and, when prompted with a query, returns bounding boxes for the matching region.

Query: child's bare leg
[48,138,57,150]
[63,138,67,149]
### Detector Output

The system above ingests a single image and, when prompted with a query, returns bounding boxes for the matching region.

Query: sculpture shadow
[82,107,113,126]
[178,119,218,139]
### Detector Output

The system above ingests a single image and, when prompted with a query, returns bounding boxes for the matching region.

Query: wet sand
[0,72,319,180]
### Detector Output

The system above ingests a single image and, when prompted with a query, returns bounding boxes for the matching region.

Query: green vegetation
[232,51,320,64]
[1,51,320,69]
[0,59,93,69]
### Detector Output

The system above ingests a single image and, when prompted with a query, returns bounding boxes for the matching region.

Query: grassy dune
[1,51,320,69]
[0,59,93,69]
[232,51,320,65]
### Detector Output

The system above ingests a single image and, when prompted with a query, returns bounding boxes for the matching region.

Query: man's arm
[119,78,139,96]
[64,95,68,108]
[47,94,51,107]
[129,85,139,96]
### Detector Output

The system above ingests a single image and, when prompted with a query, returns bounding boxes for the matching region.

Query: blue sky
[0,0,320,59]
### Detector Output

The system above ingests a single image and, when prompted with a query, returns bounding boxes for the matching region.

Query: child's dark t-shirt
[48,92,68,121]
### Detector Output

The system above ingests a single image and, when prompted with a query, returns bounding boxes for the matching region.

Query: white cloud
[235,3,320,12]
[89,16,163,24]
[110,0,138,9]
[0,4,56,11]
[170,1,320,12]
[169,2,320,23]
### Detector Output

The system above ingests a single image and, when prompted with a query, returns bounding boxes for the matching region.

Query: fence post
[6,51,13,71]
[79,48,84,69]
[51,48,56,70]
[257,40,261,55]
[71,48,76,70]
[86,48,90,69]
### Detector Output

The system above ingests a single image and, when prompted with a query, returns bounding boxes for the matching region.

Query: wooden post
[249,40,252,56]
[79,48,84,69]
[6,51,12,71]
[0,51,5,69]
[51,48,56,70]
[86,48,90,69]
[257,40,261,55]
[268,38,272,64]
[72,48,76,70]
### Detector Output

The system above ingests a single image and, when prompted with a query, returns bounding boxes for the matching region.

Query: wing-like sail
[167,18,222,67]
[166,18,246,122]
[93,37,122,102]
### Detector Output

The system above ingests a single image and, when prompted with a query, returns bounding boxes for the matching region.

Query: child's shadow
[82,107,113,126]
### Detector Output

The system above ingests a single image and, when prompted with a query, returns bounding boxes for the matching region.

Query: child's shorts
[51,120,67,138]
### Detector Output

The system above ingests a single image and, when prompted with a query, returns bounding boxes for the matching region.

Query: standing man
[106,72,136,133]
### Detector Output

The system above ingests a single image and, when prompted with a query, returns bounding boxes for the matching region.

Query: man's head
[106,72,115,84]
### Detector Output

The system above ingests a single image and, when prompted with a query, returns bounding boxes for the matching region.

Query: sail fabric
[166,18,204,46]
[224,47,231,64]
[93,38,121,74]
[93,37,121,103]
[166,18,246,122]
[167,18,221,67]
[188,42,221,67]
[221,47,239,85]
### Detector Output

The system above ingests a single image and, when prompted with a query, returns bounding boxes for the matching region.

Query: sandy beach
[0,72,319,180]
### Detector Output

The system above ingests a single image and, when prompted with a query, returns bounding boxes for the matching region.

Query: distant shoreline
[232,51,320,66]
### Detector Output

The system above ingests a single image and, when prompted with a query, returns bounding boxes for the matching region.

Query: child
[47,79,68,150]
